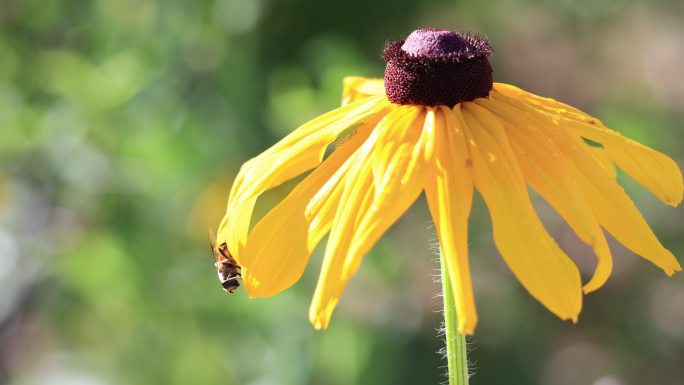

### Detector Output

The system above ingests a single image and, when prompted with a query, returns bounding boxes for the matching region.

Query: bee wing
[208,228,221,262]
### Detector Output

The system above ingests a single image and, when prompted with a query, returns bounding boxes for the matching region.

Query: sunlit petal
[460,102,583,322]
[342,76,385,106]
[309,106,430,329]
[241,115,383,297]
[478,97,612,293]
[425,106,477,334]
[573,123,682,207]
[494,84,683,207]
[587,146,617,179]
[572,150,682,275]
[218,96,388,258]
[492,92,681,276]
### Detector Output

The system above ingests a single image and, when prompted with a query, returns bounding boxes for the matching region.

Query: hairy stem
[440,251,469,385]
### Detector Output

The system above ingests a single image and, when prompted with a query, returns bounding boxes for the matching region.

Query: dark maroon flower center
[383,28,494,107]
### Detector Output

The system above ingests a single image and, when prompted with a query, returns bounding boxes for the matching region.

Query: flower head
[215,28,682,334]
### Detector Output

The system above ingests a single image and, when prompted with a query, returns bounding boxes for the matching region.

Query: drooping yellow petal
[493,83,605,126]
[217,195,256,261]
[342,76,385,106]
[494,84,683,207]
[309,105,431,329]
[231,95,387,207]
[493,92,681,276]
[217,96,388,260]
[459,102,583,322]
[571,150,682,275]
[478,97,612,293]
[241,114,384,298]
[493,83,589,117]
[572,123,682,207]
[425,106,477,334]
[588,146,617,179]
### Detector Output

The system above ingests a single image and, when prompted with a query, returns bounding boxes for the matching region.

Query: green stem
[440,251,469,385]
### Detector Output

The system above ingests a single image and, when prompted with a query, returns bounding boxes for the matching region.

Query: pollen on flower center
[384,28,494,107]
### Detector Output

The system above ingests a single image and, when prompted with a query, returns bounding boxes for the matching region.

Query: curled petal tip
[663,188,683,207]
[313,322,326,331]
[667,262,682,276]
[309,314,329,331]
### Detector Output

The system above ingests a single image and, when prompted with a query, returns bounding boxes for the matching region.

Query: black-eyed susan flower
[215,28,682,335]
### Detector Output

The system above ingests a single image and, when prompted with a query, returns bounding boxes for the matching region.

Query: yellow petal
[493,83,591,118]
[217,195,256,263]
[572,152,682,275]
[574,124,682,207]
[241,115,382,297]
[218,96,388,259]
[309,105,430,329]
[342,76,385,106]
[494,84,683,207]
[303,114,389,245]
[478,97,612,293]
[425,106,477,334]
[588,146,617,179]
[460,102,583,322]
[492,92,681,276]
[233,95,387,206]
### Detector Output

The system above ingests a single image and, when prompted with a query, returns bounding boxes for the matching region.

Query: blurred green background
[1,1,683,384]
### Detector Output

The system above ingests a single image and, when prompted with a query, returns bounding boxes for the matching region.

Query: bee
[208,230,242,293]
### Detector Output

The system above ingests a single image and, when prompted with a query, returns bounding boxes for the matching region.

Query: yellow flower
[215,29,682,335]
